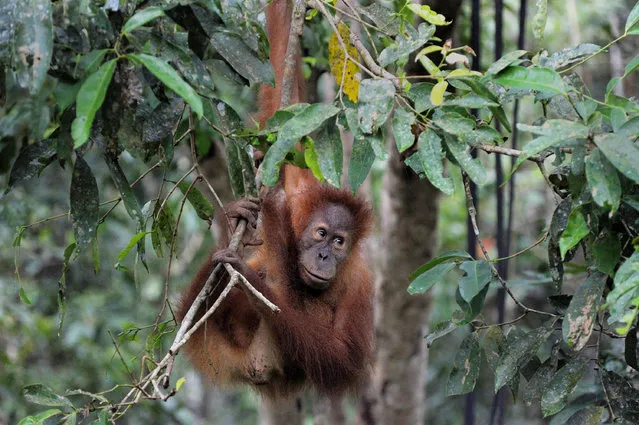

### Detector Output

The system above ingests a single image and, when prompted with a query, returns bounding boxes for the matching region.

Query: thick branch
[280,0,306,108]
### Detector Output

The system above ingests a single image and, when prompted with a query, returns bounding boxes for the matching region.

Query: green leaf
[61,413,77,425]
[559,209,589,260]
[303,138,323,181]
[210,32,274,85]
[151,202,174,258]
[262,104,339,186]
[593,134,639,184]
[458,77,511,132]
[540,43,601,71]
[425,320,459,347]
[225,139,247,198]
[128,53,203,118]
[103,154,144,225]
[19,287,32,305]
[483,326,521,400]
[606,251,639,335]
[593,233,621,275]
[494,323,555,392]
[392,109,415,153]
[458,260,492,303]
[565,407,605,425]
[523,360,556,408]
[487,50,527,75]
[314,122,343,187]
[585,148,621,211]
[72,59,117,148]
[409,250,473,280]
[13,0,53,95]
[444,135,487,185]
[279,104,340,142]
[541,357,589,417]
[357,79,395,134]
[4,139,56,195]
[562,272,606,350]
[176,377,186,391]
[70,156,99,250]
[122,6,165,35]
[456,286,489,325]
[624,54,639,78]
[404,129,454,195]
[407,263,456,295]
[533,0,548,40]
[408,4,451,26]
[347,134,376,193]
[430,80,448,106]
[115,232,151,269]
[446,332,481,396]
[493,66,566,95]
[407,82,435,113]
[626,1,639,33]
[22,384,72,407]
[18,409,62,425]
[178,181,215,223]
[378,23,435,67]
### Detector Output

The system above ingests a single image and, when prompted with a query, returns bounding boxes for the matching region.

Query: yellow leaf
[328,23,361,102]
[431,80,448,106]
[176,377,186,391]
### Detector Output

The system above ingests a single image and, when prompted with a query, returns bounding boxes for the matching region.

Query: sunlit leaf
[430,80,448,106]
[408,4,451,26]
[314,122,343,188]
[559,209,589,260]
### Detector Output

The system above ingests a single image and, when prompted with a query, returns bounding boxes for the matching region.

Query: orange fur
[178,0,375,398]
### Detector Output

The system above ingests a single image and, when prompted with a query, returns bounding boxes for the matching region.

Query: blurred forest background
[2,0,639,424]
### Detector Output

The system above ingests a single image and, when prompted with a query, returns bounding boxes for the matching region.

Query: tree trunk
[358,145,440,425]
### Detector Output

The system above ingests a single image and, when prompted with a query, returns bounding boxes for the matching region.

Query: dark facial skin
[298,204,355,290]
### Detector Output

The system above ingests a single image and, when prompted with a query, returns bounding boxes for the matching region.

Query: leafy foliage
[1,0,639,422]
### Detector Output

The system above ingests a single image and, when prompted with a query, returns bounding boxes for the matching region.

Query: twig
[491,231,548,263]
[473,311,528,330]
[596,322,617,421]
[462,172,556,318]
[477,143,543,162]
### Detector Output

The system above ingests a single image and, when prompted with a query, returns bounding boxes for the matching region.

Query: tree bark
[358,145,440,425]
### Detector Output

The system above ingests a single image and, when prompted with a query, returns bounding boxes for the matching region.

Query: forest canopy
[1,0,639,424]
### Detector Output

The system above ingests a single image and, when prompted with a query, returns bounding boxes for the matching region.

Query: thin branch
[491,231,548,263]
[596,322,617,421]
[477,143,543,162]
[462,172,556,318]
